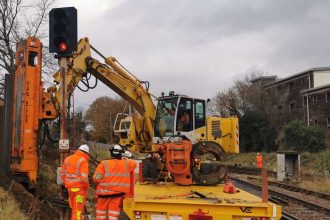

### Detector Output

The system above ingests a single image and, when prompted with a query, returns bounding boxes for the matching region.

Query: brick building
[254,67,330,130]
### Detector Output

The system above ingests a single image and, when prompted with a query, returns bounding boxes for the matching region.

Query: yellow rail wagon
[123,183,281,220]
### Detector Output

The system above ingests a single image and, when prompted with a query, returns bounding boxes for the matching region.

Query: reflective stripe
[65,173,76,177]
[96,216,107,219]
[76,157,85,174]
[70,188,80,192]
[96,210,106,214]
[95,189,117,194]
[105,173,129,177]
[77,210,82,220]
[76,195,84,203]
[108,216,118,220]
[81,173,88,177]
[125,159,128,173]
[66,178,81,183]
[104,161,109,177]
[103,160,129,177]
[108,210,120,215]
[99,182,129,187]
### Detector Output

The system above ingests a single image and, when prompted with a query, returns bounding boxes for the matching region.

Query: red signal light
[59,42,68,52]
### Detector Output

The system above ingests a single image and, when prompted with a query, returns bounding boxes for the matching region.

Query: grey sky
[55,0,330,110]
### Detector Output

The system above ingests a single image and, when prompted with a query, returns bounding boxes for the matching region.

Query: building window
[289,103,296,113]
[314,120,318,125]
[312,95,317,102]
[303,96,307,107]
[289,82,294,91]
[327,118,330,128]
[302,78,305,84]
[326,92,330,103]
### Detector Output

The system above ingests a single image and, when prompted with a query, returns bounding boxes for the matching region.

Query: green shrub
[284,120,325,152]
[316,150,330,174]
[239,110,277,152]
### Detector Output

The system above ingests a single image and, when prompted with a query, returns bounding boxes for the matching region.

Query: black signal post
[49,7,77,57]
[49,8,78,219]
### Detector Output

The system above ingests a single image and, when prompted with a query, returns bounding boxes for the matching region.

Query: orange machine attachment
[10,37,44,188]
[156,139,193,185]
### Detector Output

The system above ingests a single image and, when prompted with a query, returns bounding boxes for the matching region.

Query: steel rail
[230,177,330,216]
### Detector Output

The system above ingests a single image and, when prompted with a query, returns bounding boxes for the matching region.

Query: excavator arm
[42,37,156,150]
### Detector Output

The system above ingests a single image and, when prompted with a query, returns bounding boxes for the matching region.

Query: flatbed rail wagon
[123,183,281,220]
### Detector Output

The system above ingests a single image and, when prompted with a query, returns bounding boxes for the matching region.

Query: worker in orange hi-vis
[93,145,137,220]
[60,144,90,220]
[256,152,263,169]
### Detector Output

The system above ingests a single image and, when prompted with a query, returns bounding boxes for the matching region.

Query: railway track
[281,210,299,220]
[230,176,330,219]
[267,180,330,200]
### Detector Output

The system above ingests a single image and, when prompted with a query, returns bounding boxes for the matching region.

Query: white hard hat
[109,144,123,157]
[78,144,89,154]
[122,150,133,158]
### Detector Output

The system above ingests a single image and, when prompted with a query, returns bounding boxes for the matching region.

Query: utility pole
[72,93,76,149]
[59,57,70,163]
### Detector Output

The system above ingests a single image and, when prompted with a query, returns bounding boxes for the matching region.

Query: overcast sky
[54,0,330,110]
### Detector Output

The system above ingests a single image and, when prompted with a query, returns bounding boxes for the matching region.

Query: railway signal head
[49,7,77,57]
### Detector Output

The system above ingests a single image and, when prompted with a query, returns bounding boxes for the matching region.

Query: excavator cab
[153,93,205,144]
[150,92,240,185]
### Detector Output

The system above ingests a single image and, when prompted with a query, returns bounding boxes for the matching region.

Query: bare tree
[85,96,128,143]
[208,70,270,117]
[208,88,240,117]
[0,0,56,97]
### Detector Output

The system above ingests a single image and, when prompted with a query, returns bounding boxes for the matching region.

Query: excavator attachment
[154,138,227,185]
[191,141,227,185]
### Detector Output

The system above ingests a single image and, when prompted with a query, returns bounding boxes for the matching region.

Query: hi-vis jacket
[93,159,137,196]
[61,150,90,189]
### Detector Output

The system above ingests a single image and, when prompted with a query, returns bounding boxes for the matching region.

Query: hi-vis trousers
[68,188,87,220]
[95,197,123,220]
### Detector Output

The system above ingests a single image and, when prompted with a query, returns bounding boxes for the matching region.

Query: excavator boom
[44,38,156,150]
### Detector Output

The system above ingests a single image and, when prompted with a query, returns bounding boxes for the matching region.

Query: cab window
[177,99,193,132]
[195,100,205,129]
